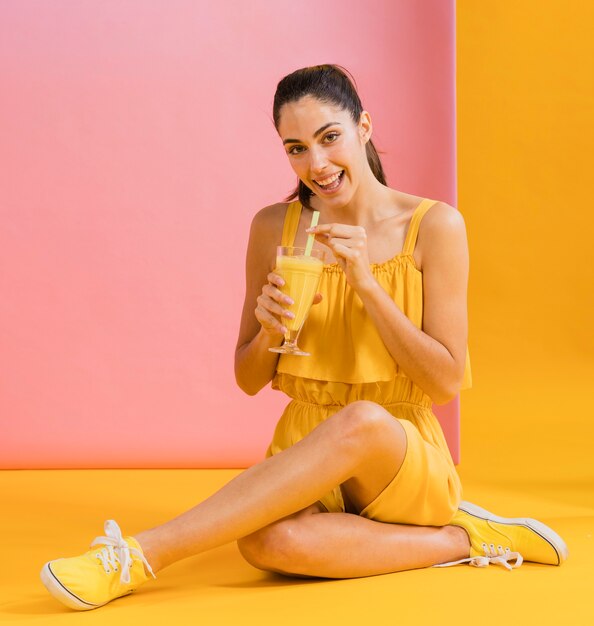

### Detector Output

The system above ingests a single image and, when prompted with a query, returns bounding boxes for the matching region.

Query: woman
[41,64,568,611]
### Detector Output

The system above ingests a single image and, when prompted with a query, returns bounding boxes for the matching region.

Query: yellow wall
[457,2,593,489]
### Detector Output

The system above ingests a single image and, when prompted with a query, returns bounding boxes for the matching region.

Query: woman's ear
[359,110,373,143]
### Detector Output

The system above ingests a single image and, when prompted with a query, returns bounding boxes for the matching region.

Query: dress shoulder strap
[280,201,303,247]
[402,198,439,255]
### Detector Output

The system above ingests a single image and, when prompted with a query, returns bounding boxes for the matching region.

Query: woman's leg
[134,401,468,574]
[237,503,470,579]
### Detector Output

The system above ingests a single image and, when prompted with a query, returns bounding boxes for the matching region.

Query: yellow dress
[265,198,472,527]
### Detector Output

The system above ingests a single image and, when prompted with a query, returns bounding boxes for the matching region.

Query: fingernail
[287,312,295,319]
[284,297,293,304]
[305,227,314,233]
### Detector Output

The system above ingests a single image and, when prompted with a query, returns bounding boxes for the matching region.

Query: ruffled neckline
[323,252,421,274]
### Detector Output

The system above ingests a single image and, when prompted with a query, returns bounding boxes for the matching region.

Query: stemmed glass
[268,246,326,356]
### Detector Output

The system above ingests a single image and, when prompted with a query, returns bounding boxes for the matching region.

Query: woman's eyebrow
[282,122,342,145]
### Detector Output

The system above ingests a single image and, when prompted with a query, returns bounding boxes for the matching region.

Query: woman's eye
[287,133,338,155]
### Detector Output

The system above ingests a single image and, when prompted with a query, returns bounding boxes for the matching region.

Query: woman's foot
[40,520,156,611]
[433,501,569,570]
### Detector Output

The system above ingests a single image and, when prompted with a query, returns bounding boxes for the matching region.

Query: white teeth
[315,171,342,186]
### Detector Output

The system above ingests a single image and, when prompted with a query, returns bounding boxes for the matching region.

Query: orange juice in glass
[269,246,326,356]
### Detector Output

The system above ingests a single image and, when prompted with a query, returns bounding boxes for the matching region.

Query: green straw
[304,210,320,256]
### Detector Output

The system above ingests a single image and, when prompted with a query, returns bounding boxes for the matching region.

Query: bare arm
[234,204,301,395]
[309,202,469,404]
[357,203,469,404]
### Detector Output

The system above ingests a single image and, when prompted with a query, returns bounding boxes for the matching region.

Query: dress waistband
[271,372,434,409]
[288,398,432,410]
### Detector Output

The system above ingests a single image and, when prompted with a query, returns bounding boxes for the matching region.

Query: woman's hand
[307,223,376,290]
[255,271,323,336]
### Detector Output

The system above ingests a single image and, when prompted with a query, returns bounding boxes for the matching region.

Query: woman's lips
[313,170,345,193]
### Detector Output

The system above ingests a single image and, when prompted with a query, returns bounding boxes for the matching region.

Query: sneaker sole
[458,501,569,565]
[40,562,107,611]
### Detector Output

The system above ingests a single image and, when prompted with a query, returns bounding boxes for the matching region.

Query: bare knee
[237,502,324,571]
[332,401,396,449]
[237,520,307,573]
[237,532,268,569]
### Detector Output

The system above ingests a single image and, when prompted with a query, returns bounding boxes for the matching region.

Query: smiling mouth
[313,170,345,192]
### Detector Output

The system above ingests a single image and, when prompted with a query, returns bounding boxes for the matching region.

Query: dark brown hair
[273,64,387,208]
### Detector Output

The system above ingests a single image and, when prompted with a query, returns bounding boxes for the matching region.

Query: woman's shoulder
[389,190,463,223]
[245,202,293,272]
[250,201,291,235]
[416,199,468,269]
[418,200,467,246]
[389,192,466,270]
[422,199,465,226]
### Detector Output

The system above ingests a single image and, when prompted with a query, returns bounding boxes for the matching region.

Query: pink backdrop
[0,0,460,468]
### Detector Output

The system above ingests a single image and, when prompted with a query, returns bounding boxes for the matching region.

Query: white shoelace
[90,520,157,584]
[432,542,524,571]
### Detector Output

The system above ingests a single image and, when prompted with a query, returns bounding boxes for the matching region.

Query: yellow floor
[1,468,592,626]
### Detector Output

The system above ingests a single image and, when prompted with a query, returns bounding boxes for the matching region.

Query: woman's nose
[308,146,328,174]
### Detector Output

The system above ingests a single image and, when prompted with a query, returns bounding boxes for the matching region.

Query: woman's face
[277,96,372,205]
